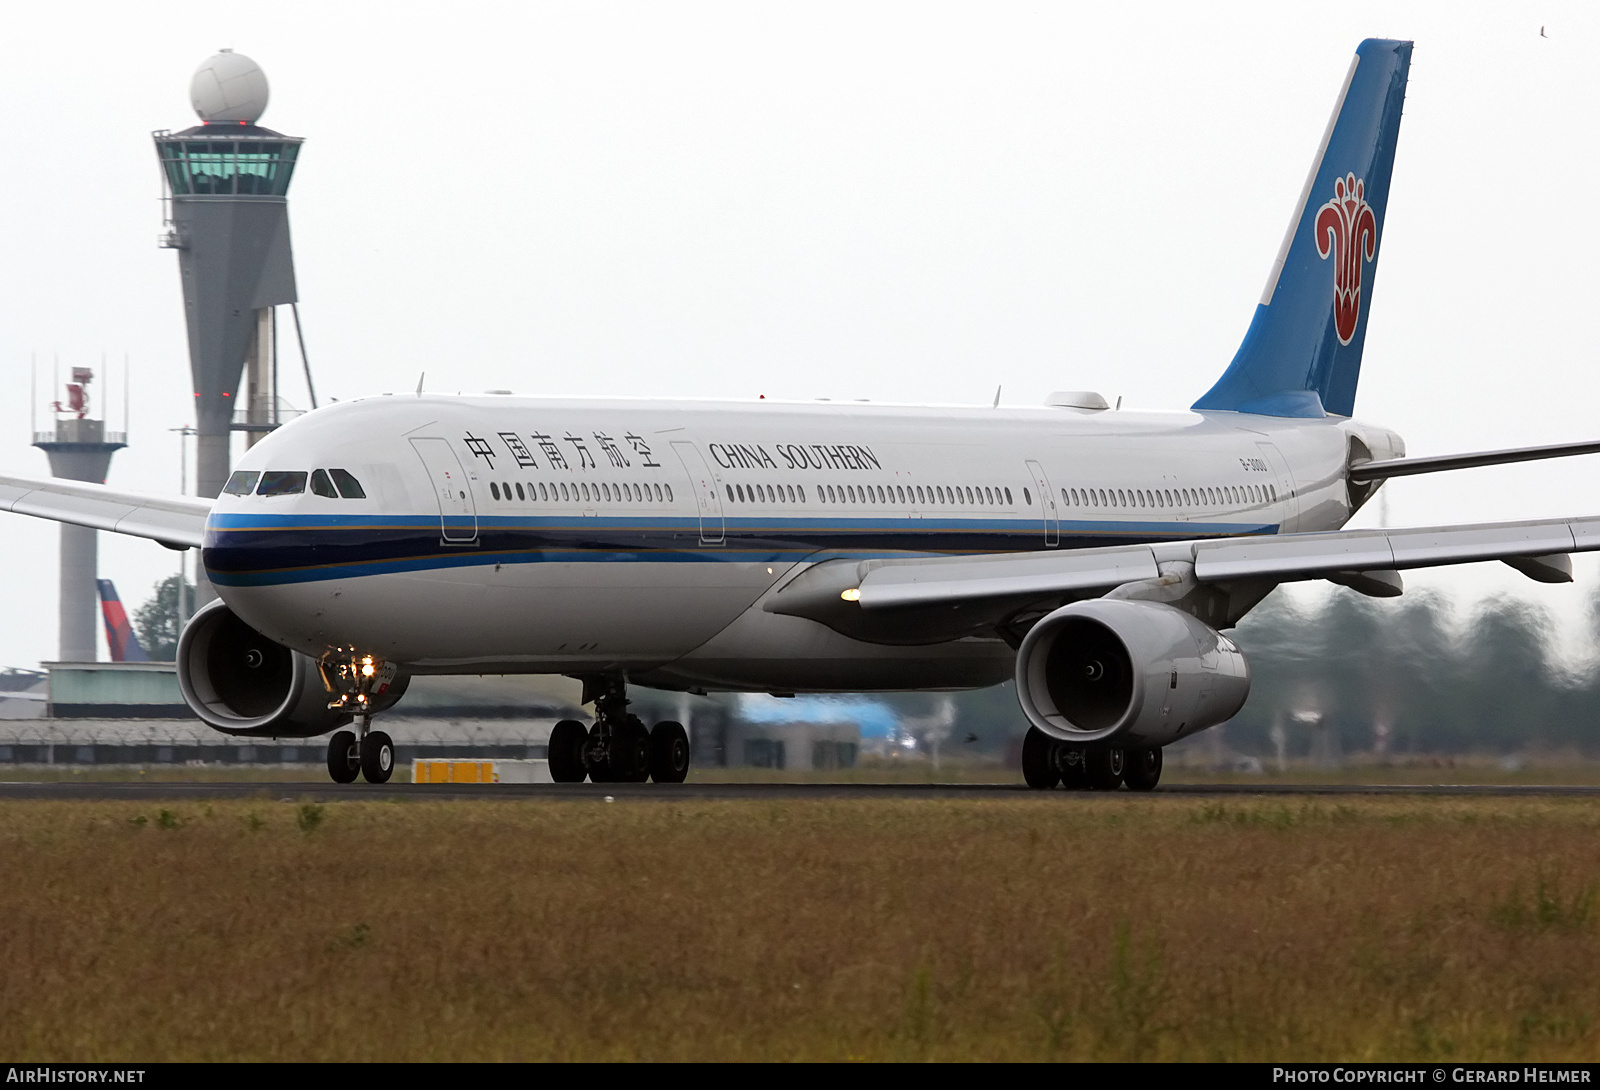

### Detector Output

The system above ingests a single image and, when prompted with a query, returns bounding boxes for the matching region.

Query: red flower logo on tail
[1314,173,1378,345]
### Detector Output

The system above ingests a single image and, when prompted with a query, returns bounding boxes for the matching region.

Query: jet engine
[1015,598,1249,747]
[176,599,407,737]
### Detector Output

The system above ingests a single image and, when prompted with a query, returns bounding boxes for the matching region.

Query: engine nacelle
[177,599,407,737]
[1015,598,1249,747]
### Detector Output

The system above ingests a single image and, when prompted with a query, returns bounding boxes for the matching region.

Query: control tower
[34,369,127,662]
[153,50,302,503]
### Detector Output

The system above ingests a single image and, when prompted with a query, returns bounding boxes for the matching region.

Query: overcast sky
[1,1,1597,670]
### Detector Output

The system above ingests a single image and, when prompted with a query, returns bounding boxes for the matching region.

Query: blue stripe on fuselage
[202,512,1278,587]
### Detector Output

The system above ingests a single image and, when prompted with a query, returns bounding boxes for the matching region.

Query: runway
[2,781,1598,802]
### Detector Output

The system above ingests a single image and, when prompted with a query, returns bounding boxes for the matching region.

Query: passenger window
[664,484,673,502]
[257,471,307,497]
[1024,488,1032,505]
[310,469,338,498]
[1004,488,1012,505]
[223,470,260,496]
[653,483,662,502]
[491,482,502,500]
[511,482,522,501]
[580,483,590,503]
[726,485,735,502]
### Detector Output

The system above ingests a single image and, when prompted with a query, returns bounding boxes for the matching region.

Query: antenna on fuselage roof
[416,372,425,397]
[992,385,1001,408]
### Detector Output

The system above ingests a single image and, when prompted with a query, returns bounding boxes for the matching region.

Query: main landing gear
[1021,726,1162,792]
[547,676,691,785]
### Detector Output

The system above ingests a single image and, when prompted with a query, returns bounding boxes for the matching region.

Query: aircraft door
[410,437,478,544]
[1255,442,1301,530]
[672,441,725,545]
[1026,460,1060,547]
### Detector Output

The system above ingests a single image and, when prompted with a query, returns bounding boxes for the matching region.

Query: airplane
[5,37,1600,789]
[96,579,150,663]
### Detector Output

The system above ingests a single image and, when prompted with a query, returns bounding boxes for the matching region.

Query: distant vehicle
[95,579,149,663]
[4,39,1599,790]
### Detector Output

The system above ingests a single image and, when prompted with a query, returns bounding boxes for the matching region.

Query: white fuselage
[205,394,1400,693]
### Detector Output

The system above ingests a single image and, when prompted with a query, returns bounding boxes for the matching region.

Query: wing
[0,474,211,549]
[766,515,1600,644]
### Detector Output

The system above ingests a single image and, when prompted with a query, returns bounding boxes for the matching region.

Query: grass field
[2,795,1598,1061]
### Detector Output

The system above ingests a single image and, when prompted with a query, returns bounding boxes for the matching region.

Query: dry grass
[1,796,1598,1061]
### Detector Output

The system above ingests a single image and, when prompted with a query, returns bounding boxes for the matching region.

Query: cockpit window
[256,471,307,497]
[310,469,338,498]
[223,471,260,496]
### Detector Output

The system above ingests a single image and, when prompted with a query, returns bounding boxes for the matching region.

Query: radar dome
[189,50,269,124]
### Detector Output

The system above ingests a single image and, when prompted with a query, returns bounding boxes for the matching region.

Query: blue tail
[1194,39,1412,419]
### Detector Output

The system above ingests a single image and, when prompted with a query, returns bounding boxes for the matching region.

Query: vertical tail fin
[97,579,149,663]
[1194,38,1412,418]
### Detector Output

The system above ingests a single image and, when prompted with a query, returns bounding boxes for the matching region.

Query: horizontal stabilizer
[0,474,210,549]
[1350,439,1600,481]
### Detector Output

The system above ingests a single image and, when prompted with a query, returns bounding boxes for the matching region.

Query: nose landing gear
[321,652,398,784]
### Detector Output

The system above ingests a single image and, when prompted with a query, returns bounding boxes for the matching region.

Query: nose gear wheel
[326,730,359,784]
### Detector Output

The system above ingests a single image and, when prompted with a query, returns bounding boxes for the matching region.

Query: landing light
[841,588,861,602]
